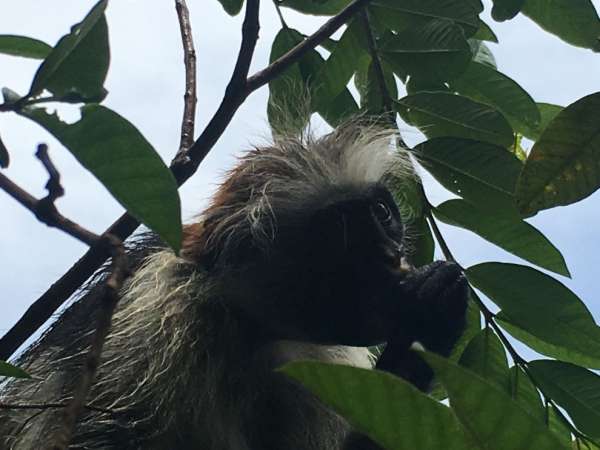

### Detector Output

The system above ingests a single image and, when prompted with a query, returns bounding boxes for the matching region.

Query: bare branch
[49,235,128,450]
[0,146,100,247]
[246,0,371,93]
[172,0,260,178]
[0,214,137,360]
[175,0,197,156]
[36,144,65,201]
[0,0,374,361]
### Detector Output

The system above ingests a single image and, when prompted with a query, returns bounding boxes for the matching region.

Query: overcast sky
[1,0,600,357]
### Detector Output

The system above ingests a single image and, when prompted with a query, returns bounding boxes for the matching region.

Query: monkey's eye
[372,200,392,224]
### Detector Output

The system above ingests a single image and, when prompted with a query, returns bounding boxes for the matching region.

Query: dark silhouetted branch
[175,0,197,156]
[49,235,128,450]
[246,0,371,93]
[0,145,100,247]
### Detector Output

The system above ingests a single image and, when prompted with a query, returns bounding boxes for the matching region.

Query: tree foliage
[2,0,600,448]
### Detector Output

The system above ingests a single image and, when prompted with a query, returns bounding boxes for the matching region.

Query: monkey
[0,123,468,450]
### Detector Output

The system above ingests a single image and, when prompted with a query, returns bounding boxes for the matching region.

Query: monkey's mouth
[377,243,412,275]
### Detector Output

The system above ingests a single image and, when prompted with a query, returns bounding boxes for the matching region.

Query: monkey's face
[300,183,407,277]
[232,182,412,345]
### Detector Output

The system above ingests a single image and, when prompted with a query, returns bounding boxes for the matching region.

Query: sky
[1,0,600,358]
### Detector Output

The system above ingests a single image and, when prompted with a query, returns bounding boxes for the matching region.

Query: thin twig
[0,146,100,247]
[48,235,128,450]
[0,402,113,415]
[175,0,197,157]
[0,0,373,361]
[273,0,288,28]
[171,0,261,178]
[36,143,65,201]
[0,96,61,112]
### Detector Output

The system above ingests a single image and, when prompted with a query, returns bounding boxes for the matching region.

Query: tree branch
[0,0,373,361]
[0,145,100,247]
[0,143,128,446]
[171,0,260,178]
[246,0,371,93]
[174,0,197,156]
[49,236,128,450]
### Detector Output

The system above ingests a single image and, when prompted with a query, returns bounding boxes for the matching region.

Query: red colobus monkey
[1,124,468,450]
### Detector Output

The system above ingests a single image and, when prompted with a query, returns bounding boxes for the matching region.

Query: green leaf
[516,92,600,216]
[372,0,481,35]
[313,19,369,113]
[21,104,182,252]
[548,404,573,446]
[522,0,600,51]
[468,40,497,68]
[430,299,483,401]
[0,360,30,379]
[508,366,545,422]
[452,299,483,363]
[282,361,476,450]
[491,0,525,21]
[0,134,9,168]
[396,92,514,147]
[216,0,244,15]
[404,80,449,96]
[473,19,499,42]
[355,59,398,114]
[296,47,359,127]
[268,27,359,131]
[1,87,21,104]
[414,137,522,212]
[278,0,351,15]
[433,199,569,276]
[528,360,600,440]
[422,352,570,450]
[520,102,563,142]
[450,62,540,136]
[0,35,52,59]
[459,328,510,390]
[267,28,308,135]
[315,86,359,127]
[408,217,434,267]
[28,0,109,101]
[466,263,600,369]
[382,19,472,83]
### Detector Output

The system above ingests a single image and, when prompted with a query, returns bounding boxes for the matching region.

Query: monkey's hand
[376,261,468,391]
